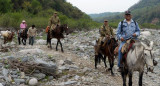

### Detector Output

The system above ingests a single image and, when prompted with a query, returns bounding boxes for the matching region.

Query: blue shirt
[117,19,140,40]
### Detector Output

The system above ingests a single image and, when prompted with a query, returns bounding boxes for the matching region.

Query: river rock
[19,48,44,55]
[36,39,46,45]
[0,83,3,86]
[14,79,25,83]
[34,58,57,74]
[28,78,38,86]
[33,73,46,80]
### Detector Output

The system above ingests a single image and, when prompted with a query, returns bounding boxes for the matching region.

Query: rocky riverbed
[0,28,160,86]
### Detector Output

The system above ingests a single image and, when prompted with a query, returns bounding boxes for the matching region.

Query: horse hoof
[108,68,111,70]
[111,73,115,76]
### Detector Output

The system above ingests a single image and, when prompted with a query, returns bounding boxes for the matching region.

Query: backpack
[121,20,137,32]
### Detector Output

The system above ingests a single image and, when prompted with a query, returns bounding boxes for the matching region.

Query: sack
[45,26,50,33]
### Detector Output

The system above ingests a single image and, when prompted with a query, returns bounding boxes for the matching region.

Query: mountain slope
[89,0,160,26]
[129,0,160,24]
[89,12,121,22]
[0,0,100,29]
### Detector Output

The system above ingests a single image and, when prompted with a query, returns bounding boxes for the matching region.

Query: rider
[48,12,60,38]
[117,11,140,72]
[96,19,114,55]
[19,20,27,35]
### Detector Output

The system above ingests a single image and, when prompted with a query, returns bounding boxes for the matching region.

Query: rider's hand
[121,37,124,41]
[132,33,137,37]
[106,35,109,38]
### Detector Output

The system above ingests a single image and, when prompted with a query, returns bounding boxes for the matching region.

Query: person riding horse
[19,20,27,36]
[116,11,140,72]
[96,19,114,56]
[49,12,60,38]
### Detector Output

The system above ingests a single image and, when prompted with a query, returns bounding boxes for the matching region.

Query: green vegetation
[89,0,160,29]
[89,12,122,22]
[0,0,100,30]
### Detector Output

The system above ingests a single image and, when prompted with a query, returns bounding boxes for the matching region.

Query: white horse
[121,40,155,86]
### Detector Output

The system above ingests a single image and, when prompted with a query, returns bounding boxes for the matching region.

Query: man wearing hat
[95,19,114,56]
[19,20,27,35]
[116,10,140,71]
[48,12,60,38]
[27,25,37,45]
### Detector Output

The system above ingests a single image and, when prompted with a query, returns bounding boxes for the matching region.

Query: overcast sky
[67,0,139,14]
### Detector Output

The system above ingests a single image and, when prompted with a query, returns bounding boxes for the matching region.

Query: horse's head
[62,24,69,35]
[111,38,118,50]
[141,41,155,72]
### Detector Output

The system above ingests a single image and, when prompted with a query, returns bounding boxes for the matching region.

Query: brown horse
[47,24,69,52]
[18,29,28,45]
[94,37,118,75]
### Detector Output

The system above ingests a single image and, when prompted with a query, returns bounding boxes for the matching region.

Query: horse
[0,31,14,44]
[18,29,28,45]
[94,37,118,75]
[121,40,155,86]
[47,24,69,52]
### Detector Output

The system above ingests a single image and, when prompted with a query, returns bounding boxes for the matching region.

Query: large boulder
[34,58,57,75]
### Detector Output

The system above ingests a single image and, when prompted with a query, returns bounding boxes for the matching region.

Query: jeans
[29,36,35,45]
[118,41,126,67]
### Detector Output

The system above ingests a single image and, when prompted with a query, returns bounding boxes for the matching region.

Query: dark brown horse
[47,24,69,52]
[18,29,28,45]
[94,37,118,75]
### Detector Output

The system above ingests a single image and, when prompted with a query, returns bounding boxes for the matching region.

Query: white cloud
[67,0,139,14]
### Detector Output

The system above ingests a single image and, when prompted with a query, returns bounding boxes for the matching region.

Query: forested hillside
[0,0,100,30]
[89,0,160,28]
[89,12,121,22]
[129,0,160,25]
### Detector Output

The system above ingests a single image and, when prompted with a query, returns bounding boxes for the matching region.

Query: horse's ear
[141,42,148,49]
[150,41,154,49]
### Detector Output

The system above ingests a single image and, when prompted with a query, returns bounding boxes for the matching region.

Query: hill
[129,0,160,25]
[0,0,100,30]
[89,0,160,28]
[89,12,121,22]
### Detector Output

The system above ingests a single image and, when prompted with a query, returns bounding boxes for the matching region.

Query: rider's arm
[117,22,123,40]
[134,22,140,37]
[110,27,114,36]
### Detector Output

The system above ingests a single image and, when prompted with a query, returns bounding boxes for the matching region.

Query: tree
[0,0,12,13]
[31,0,42,14]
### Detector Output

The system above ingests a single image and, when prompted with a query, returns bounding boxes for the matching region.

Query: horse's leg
[121,70,127,86]
[128,72,133,86]
[59,40,64,52]
[139,72,144,86]
[18,37,21,45]
[56,40,59,51]
[103,56,107,68]
[49,38,52,49]
[24,39,26,45]
[95,55,98,69]
[108,56,114,75]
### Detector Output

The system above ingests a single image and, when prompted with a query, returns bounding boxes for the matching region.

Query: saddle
[121,39,135,63]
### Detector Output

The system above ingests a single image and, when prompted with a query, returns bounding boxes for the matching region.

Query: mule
[0,31,14,44]
[18,29,28,45]
[94,37,118,75]
[121,40,155,86]
[47,24,69,52]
